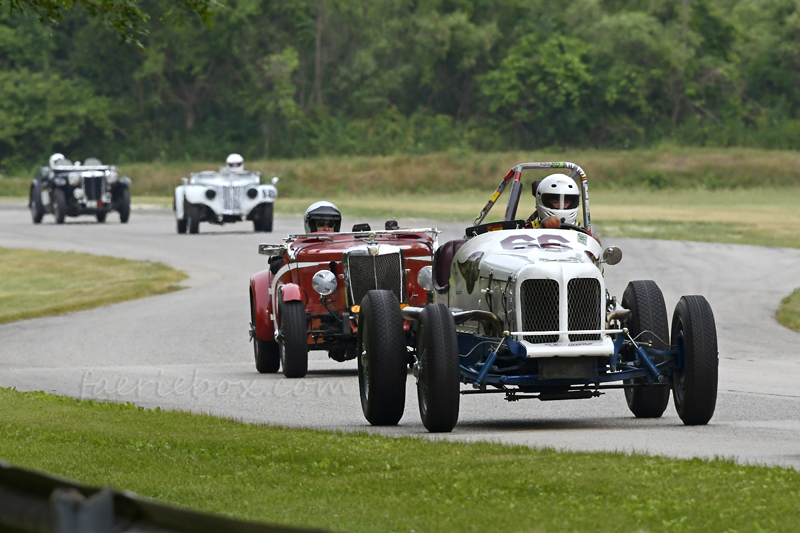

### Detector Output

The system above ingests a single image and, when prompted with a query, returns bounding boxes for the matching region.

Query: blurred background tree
[0,0,799,169]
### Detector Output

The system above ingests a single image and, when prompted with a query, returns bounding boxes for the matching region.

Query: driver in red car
[526,174,581,229]
[304,201,342,233]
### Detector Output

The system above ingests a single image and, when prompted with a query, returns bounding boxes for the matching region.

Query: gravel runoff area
[1,202,800,469]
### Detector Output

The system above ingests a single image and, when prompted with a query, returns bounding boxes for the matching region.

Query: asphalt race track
[2,202,800,469]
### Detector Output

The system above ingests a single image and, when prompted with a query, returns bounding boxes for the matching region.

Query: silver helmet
[49,153,66,167]
[535,174,580,225]
[304,201,342,233]
[225,153,244,171]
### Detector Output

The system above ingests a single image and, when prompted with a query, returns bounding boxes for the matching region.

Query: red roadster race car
[249,221,438,378]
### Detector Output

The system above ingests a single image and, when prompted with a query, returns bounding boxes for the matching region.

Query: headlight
[68,172,80,186]
[312,270,337,296]
[247,188,258,199]
[73,188,85,200]
[107,171,119,184]
[417,265,433,292]
[205,188,216,200]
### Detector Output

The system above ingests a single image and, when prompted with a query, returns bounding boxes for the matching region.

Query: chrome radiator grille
[520,279,559,343]
[82,177,104,201]
[567,278,602,341]
[347,253,403,306]
[222,186,245,211]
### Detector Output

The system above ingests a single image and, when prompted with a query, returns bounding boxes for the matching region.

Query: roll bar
[472,162,591,235]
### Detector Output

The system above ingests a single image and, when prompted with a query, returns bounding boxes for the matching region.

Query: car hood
[455,228,603,276]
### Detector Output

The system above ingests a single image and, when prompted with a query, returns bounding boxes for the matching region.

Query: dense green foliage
[3,0,217,46]
[1,0,799,170]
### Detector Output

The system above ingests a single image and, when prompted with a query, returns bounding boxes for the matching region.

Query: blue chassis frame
[457,330,684,394]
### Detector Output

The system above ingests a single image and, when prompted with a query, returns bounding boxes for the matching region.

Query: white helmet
[535,174,581,225]
[225,153,244,171]
[49,153,66,167]
[304,201,342,233]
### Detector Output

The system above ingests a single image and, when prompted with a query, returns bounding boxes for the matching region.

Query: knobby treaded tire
[672,295,718,425]
[255,337,280,374]
[358,290,407,426]
[118,188,131,223]
[53,188,67,224]
[417,303,460,433]
[30,189,45,224]
[621,280,671,418]
[279,300,308,378]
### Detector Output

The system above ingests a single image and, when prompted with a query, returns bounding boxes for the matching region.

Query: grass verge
[2,387,799,533]
[3,147,800,198]
[0,248,187,324]
[777,289,800,333]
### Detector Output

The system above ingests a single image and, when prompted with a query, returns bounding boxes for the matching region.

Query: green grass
[777,289,800,333]
[0,247,187,324]
[3,147,800,198]
[2,387,799,532]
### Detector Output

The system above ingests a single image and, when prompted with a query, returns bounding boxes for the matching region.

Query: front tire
[186,202,200,234]
[671,296,718,425]
[255,337,280,374]
[279,300,308,378]
[416,304,460,433]
[358,290,407,426]
[118,188,131,223]
[30,188,45,224]
[53,188,67,224]
[254,203,274,232]
[621,280,671,418]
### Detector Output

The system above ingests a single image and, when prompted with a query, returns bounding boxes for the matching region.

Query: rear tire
[53,189,67,224]
[279,300,308,378]
[672,296,718,425]
[416,304,460,432]
[30,188,45,224]
[621,280,671,418]
[358,290,407,426]
[255,337,280,374]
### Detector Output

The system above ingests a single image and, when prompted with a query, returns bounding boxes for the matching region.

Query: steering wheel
[559,222,592,236]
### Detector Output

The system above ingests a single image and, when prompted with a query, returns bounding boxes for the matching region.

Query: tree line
[1,0,798,170]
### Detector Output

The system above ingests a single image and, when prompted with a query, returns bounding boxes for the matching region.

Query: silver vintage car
[174,168,278,234]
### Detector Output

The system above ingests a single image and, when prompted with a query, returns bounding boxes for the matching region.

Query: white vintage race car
[173,169,278,234]
[357,161,719,433]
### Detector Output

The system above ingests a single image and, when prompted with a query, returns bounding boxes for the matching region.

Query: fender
[174,187,186,219]
[251,269,274,341]
[182,184,211,206]
[281,283,303,302]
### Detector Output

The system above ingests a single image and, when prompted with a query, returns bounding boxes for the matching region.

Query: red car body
[249,226,437,377]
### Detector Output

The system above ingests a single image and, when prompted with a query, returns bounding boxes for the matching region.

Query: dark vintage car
[249,220,438,381]
[29,157,132,224]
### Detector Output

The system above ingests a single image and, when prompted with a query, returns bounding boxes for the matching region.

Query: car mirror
[601,246,622,265]
[258,244,284,257]
[271,176,279,185]
[385,218,399,230]
[352,223,371,232]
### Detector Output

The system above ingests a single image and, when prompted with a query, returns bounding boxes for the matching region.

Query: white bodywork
[174,170,277,221]
[440,228,616,358]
